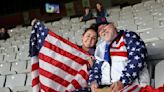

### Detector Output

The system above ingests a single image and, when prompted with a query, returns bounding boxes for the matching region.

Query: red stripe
[42,40,88,65]
[32,76,39,87]
[120,85,131,92]
[110,51,128,57]
[40,82,58,92]
[111,41,126,49]
[48,30,89,56]
[39,68,70,87]
[32,62,39,71]
[71,80,81,89]
[39,53,78,76]
[79,70,89,81]
[127,85,138,92]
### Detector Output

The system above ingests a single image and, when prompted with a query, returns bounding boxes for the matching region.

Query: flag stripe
[48,31,89,56]
[32,70,39,79]
[79,69,89,81]
[127,85,138,92]
[32,62,39,71]
[110,51,128,57]
[32,76,39,87]
[39,59,74,82]
[39,53,78,76]
[40,75,66,92]
[39,46,83,71]
[71,80,81,89]
[46,34,89,62]
[40,68,69,87]
[31,56,39,64]
[40,83,58,92]
[43,40,88,65]
[111,41,126,49]
[33,84,40,92]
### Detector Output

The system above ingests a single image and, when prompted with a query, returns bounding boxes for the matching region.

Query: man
[89,22,150,92]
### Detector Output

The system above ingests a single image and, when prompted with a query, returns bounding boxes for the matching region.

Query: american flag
[29,20,90,92]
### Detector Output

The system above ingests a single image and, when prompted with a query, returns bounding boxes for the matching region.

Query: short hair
[90,22,112,32]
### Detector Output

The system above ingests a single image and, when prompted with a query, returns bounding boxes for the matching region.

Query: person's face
[85,8,89,14]
[98,24,116,42]
[82,29,97,48]
[96,3,101,10]
[1,28,5,33]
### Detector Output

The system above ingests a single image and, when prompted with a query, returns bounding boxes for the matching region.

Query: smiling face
[82,29,97,50]
[98,23,117,42]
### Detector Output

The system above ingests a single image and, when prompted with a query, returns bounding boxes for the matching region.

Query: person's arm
[120,31,148,86]
[88,46,102,91]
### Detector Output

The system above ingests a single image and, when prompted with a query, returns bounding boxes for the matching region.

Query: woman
[76,26,98,92]
[95,2,109,24]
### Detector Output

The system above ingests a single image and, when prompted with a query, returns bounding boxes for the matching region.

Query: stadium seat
[13,86,32,92]
[11,61,27,73]
[4,52,17,62]
[0,54,4,63]
[146,39,164,59]
[0,75,5,87]
[139,29,161,43]
[25,73,31,86]
[0,63,16,75]
[70,17,79,23]
[0,87,11,92]
[155,60,164,88]
[5,74,26,90]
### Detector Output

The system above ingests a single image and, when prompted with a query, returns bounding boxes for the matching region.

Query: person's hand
[88,56,95,68]
[79,17,83,22]
[31,18,37,26]
[110,81,124,92]
[91,83,98,92]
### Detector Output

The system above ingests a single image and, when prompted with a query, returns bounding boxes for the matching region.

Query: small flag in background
[29,21,90,92]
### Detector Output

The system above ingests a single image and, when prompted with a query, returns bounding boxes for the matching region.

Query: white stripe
[40,46,84,71]
[41,89,45,92]
[111,56,128,62]
[75,65,88,87]
[111,36,124,47]
[66,73,87,91]
[39,59,74,82]
[45,35,89,60]
[122,84,140,92]
[110,46,127,52]
[32,69,39,79]
[31,56,39,65]
[66,84,75,92]
[40,75,66,92]
[33,83,40,92]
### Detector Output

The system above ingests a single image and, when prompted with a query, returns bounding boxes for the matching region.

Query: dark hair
[82,27,98,37]
[83,7,91,14]
[90,22,111,32]
[96,2,104,12]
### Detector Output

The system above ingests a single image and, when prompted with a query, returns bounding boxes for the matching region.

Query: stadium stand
[155,60,164,88]
[0,0,164,91]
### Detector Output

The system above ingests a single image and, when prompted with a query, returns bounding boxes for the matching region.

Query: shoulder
[123,30,140,39]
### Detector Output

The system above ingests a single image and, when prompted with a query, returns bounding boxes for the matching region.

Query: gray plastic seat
[155,60,164,88]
